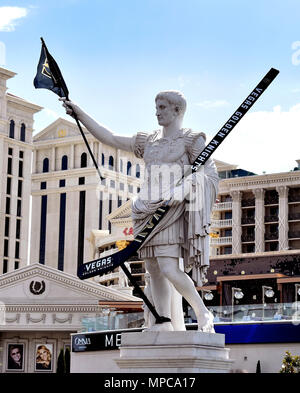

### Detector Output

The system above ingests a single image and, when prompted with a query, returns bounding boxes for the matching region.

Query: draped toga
[130,128,219,286]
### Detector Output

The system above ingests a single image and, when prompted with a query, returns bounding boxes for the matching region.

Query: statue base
[115,331,234,373]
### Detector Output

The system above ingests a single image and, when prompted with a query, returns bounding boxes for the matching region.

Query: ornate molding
[52,313,73,324]
[5,314,20,324]
[26,313,46,324]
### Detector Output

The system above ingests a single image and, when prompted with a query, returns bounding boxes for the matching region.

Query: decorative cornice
[2,305,104,313]
[218,171,300,193]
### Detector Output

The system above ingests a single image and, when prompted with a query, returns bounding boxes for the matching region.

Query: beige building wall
[30,118,143,276]
[0,67,42,275]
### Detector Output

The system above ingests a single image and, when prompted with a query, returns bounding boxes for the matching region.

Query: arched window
[20,123,26,142]
[136,164,141,178]
[9,120,15,139]
[61,155,68,170]
[109,156,114,170]
[101,153,105,166]
[81,152,87,168]
[127,161,132,176]
[119,159,123,173]
[43,158,49,173]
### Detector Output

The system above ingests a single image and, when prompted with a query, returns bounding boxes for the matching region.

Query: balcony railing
[241,217,255,225]
[241,198,255,207]
[210,219,233,228]
[265,215,279,223]
[288,230,300,239]
[131,268,146,274]
[97,272,119,283]
[213,201,232,211]
[210,236,232,245]
[265,232,279,240]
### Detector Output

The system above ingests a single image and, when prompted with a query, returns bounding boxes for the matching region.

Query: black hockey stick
[78,67,279,283]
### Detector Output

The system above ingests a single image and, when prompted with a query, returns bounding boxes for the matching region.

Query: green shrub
[280,351,300,373]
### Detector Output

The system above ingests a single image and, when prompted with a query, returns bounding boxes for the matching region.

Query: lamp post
[262,286,275,320]
[231,287,244,322]
[201,289,214,301]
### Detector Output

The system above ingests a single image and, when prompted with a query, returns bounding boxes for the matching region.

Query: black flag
[34,38,69,98]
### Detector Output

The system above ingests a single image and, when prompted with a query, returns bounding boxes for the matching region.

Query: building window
[120,183,124,191]
[99,191,103,230]
[16,219,21,239]
[9,120,15,139]
[20,123,26,142]
[40,182,47,190]
[127,161,132,176]
[6,177,11,195]
[79,177,85,185]
[81,152,87,168]
[14,261,19,270]
[110,180,115,188]
[39,195,48,264]
[137,187,140,193]
[15,241,20,259]
[19,150,24,159]
[61,155,68,170]
[8,147,13,156]
[59,179,66,187]
[77,191,86,268]
[17,199,22,217]
[5,197,10,215]
[43,158,49,173]
[58,193,66,271]
[4,239,9,257]
[120,159,123,173]
[136,164,141,178]
[18,161,23,178]
[5,217,10,237]
[3,259,8,274]
[128,185,133,193]
[109,156,114,170]
[108,194,112,232]
[18,180,22,197]
[101,153,105,166]
[7,157,12,175]
[118,196,122,208]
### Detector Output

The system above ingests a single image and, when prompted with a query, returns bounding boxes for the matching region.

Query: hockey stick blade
[77,67,279,280]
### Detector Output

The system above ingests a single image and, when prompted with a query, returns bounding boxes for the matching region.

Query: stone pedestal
[115,331,233,373]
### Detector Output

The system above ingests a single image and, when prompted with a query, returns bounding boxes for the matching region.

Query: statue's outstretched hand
[59,97,81,119]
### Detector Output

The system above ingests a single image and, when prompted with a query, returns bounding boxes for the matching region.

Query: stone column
[277,186,289,250]
[32,149,36,174]
[230,191,242,254]
[254,188,265,252]
[51,146,56,172]
[70,143,75,169]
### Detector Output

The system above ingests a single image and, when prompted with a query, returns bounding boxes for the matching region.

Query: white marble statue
[60,90,219,332]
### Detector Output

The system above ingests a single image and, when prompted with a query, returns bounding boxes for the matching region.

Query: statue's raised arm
[60,97,134,152]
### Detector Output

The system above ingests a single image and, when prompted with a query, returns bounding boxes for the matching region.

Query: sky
[1,0,300,174]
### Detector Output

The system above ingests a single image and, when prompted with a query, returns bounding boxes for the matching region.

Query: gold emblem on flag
[42,59,52,79]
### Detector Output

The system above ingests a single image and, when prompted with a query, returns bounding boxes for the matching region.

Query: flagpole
[40,38,104,181]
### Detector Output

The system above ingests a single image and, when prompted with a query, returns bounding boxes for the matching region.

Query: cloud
[195,100,230,109]
[214,104,300,175]
[0,6,28,32]
[44,108,59,119]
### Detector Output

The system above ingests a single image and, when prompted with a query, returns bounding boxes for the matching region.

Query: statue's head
[155,90,186,116]
[155,91,186,126]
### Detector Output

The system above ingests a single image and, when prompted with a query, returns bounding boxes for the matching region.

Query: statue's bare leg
[144,258,174,331]
[156,256,215,332]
